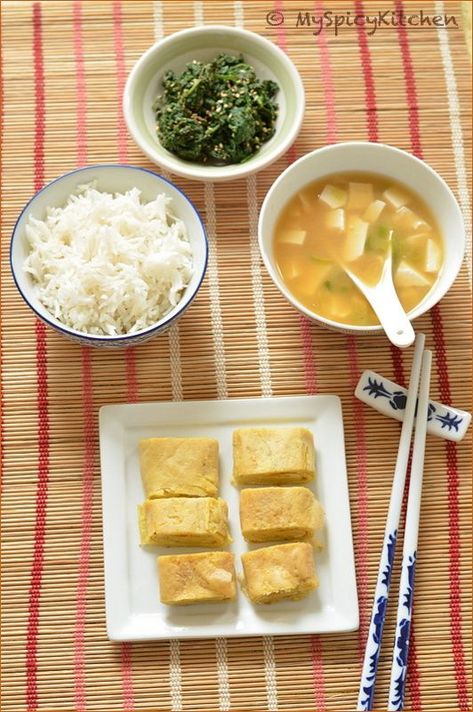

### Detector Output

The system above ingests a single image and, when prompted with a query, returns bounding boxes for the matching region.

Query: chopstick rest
[355,369,471,442]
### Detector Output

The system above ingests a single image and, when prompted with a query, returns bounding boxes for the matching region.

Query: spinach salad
[154,53,279,165]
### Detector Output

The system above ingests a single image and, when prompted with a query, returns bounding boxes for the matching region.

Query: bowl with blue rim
[10,164,208,348]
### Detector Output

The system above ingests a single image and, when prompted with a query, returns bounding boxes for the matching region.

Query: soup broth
[274,172,444,326]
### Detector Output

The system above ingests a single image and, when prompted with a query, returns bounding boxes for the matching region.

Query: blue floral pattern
[390,552,417,711]
[363,377,463,432]
[435,412,463,432]
[359,530,397,710]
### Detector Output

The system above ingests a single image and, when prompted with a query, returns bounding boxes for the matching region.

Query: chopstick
[357,333,426,711]
[388,349,432,711]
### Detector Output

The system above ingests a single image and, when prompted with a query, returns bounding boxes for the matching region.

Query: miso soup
[273,173,444,326]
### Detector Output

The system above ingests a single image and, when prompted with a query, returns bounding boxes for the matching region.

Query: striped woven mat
[1,1,471,710]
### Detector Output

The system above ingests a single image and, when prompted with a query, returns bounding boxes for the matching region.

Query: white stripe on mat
[234,6,278,712]
[262,636,279,711]
[153,0,183,407]
[216,637,231,712]
[169,323,183,401]
[203,178,231,706]
[233,0,244,28]
[204,180,229,400]
[168,317,183,712]
[153,4,183,711]
[169,637,183,712]
[233,3,273,396]
[435,0,472,282]
[192,7,231,710]
[194,0,204,27]
[153,0,164,41]
[246,173,273,397]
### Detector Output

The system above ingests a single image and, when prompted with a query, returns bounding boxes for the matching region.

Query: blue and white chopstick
[357,333,425,711]
[388,350,432,711]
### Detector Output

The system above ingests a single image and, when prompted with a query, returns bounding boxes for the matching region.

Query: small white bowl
[123,26,305,182]
[10,165,208,348]
[258,142,465,336]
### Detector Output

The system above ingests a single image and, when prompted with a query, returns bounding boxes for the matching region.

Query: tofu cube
[383,186,410,209]
[345,216,369,262]
[425,239,442,272]
[319,184,347,209]
[347,182,374,210]
[394,206,430,232]
[139,437,219,498]
[158,552,236,605]
[233,427,315,485]
[326,208,345,231]
[278,229,307,245]
[396,261,432,287]
[240,486,324,542]
[139,497,230,547]
[363,199,386,223]
[241,542,318,604]
[404,233,429,257]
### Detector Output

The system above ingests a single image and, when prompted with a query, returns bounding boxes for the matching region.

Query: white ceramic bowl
[10,165,208,348]
[123,26,305,182]
[258,142,465,335]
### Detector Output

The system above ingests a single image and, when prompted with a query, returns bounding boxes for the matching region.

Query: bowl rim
[258,140,466,333]
[10,163,209,343]
[123,24,305,182]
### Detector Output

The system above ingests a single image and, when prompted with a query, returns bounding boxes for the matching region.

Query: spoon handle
[368,277,415,349]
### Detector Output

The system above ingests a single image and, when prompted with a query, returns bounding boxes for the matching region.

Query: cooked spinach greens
[154,53,279,165]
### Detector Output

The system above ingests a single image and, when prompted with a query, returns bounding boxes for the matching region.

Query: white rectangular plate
[99,395,359,641]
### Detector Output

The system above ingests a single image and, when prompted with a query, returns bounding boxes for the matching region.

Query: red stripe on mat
[354,2,421,707]
[112,2,136,707]
[354,0,378,144]
[353,0,407,387]
[396,1,469,708]
[313,0,370,650]
[26,5,49,710]
[112,0,138,407]
[353,0,407,389]
[314,0,336,145]
[72,5,96,709]
[274,1,324,705]
[74,350,95,711]
[346,336,369,643]
[300,316,318,395]
[112,0,128,164]
[394,0,422,159]
[431,311,470,710]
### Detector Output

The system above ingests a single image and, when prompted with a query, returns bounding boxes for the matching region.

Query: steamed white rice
[24,182,194,336]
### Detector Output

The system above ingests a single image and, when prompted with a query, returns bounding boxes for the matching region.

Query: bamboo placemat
[1,1,471,710]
